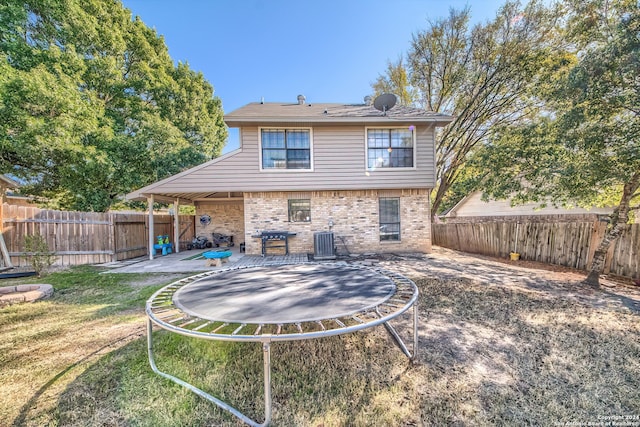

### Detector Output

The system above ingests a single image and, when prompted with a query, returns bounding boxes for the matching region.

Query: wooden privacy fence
[1,203,195,267]
[433,220,639,280]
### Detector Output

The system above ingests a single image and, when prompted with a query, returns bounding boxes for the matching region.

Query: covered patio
[101,244,308,274]
[127,178,245,261]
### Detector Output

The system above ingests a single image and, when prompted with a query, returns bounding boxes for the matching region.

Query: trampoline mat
[173,264,396,324]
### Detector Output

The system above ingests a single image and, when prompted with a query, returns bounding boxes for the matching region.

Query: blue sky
[121,0,508,151]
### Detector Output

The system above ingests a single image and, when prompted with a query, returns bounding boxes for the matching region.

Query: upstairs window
[367,128,414,169]
[261,129,311,170]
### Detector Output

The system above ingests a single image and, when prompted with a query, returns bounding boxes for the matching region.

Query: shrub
[24,234,57,277]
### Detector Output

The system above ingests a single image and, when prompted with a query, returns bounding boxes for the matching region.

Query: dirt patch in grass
[378,247,640,313]
[2,251,639,426]
[410,277,639,425]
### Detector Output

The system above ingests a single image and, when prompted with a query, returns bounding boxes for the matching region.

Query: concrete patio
[99,245,309,274]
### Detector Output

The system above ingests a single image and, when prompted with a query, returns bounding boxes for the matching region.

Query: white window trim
[379,197,402,242]
[259,127,314,172]
[364,126,417,172]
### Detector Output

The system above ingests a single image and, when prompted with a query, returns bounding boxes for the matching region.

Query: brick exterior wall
[195,201,245,247]
[242,189,432,256]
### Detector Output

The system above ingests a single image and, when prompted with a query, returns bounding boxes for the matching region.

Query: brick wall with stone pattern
[195,201,244,248]
[242,189,431,256]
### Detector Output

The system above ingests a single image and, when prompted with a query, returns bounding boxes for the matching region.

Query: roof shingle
[224,102,454,125]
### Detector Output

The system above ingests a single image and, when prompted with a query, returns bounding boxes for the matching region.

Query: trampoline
[146,263,419,426]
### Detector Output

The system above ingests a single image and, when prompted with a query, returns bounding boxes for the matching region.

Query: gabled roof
[224,102,454,126]
[126,149,244,203]
[445,191,614,218]
[0,174,20,189]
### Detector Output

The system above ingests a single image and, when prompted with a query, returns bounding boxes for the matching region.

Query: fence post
[0,203,11,268]
[110,212,116,262]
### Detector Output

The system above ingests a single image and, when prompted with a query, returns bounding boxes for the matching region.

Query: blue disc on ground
[173,264,396,324]
[203,251,232,259]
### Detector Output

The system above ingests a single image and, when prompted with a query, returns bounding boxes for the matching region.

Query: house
[127,95,454,257]
[1,175,20,233]
[0,175,19,202]
[443,191,614,222]
[0,174,39,208]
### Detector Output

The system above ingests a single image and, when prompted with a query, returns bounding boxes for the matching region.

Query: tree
[371,1,560,218]
[477,0,640,287]
[0,0,227,211]
[372,57,417,106]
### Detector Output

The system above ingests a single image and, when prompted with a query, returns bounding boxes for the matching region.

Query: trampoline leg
[147,318,273,426]
[381,302,419,360]
[262,342,272,425]
[413,302,419,360]
[147,318,157,370]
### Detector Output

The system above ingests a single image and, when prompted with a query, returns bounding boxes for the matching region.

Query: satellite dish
[373,93,397,115]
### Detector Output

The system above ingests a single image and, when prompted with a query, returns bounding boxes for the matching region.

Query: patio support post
[148,195,154,260]
[174,198,180,253]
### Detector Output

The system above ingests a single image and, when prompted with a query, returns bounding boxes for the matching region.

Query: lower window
[289,199,311,222]
[379,198,400,241]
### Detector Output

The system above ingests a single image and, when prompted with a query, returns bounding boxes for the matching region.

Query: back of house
[128,95,453,256]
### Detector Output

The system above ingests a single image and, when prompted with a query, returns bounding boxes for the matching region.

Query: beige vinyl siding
[150,124,436,194]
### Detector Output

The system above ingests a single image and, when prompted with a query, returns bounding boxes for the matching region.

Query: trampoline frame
[146,263,419,427]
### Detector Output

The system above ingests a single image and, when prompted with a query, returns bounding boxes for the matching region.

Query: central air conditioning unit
[313,232,336,260]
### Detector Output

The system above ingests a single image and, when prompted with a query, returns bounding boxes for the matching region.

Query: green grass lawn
[1,264,639,426]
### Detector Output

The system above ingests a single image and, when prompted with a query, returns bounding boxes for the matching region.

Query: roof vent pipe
[364,95,373,106]
[297,94,306,105]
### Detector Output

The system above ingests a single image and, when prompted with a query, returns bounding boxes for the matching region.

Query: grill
[314,232,336,260]
[261,231,290,255]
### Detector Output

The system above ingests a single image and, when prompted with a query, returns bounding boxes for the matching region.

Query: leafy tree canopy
[476,0,639,285]
[372,56,417,107]
[0,0,227,211]
[373,0,638,286]
[371,1,562,217]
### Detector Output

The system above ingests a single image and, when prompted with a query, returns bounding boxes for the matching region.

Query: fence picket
[1,203,195,267]
[433,218,639,281]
